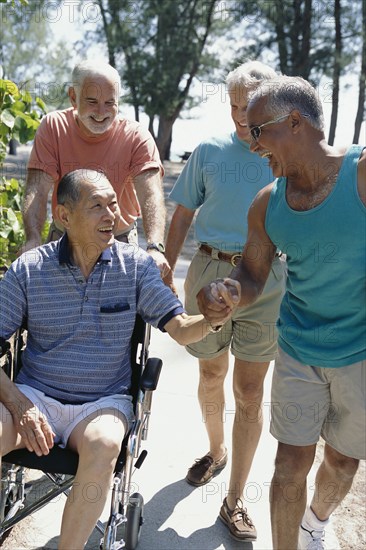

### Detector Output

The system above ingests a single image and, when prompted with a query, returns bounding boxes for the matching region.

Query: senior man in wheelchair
[0,169,240,550]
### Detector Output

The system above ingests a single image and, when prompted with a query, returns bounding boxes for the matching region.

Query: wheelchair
[0,315,162,549]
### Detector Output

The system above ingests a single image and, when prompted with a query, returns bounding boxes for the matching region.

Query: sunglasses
[250,112,311,141]
[250,114,290,142]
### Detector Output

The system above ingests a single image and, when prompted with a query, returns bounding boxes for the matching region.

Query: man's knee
[78,433,122,473]
[324,444,359,480]
[0,403,19,455]
[76,414,126,470]
[233,380,264,408]
[232,359,269,406]
[199,356,228,389]
[273,443,316,481]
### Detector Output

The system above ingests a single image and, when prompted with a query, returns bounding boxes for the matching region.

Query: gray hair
[250,76,325,131]
[226,61,278,91]
[71,60,121,95]
[57,169,109,206]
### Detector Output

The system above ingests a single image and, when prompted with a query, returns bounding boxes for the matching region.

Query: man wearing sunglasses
[163,61,286,542]
[197,75,365,550]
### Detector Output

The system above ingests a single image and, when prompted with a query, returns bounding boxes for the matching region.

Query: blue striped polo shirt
[0,236,184,402]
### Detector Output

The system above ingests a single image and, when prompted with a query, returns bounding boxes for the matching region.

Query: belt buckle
[230,253,241,267]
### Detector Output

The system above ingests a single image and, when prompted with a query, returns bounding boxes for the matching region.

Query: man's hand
[13,398,55,456]
[147,249,171,278]
[17,237,42,256]
[197,278,241,325]
[162,269,178,296]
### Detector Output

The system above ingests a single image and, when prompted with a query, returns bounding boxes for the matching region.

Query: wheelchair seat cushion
[3,445,79,475]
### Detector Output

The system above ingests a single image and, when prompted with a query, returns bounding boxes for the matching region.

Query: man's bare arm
[133,168,170,275]
[0,369,55,456]
[21,169,55,253]
[134,168,165,242]
[163,204,195,292]
[164,278,241,345]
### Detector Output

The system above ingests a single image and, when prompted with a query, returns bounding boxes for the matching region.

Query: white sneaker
[298,524,340,550]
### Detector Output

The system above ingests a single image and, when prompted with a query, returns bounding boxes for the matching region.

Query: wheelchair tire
[124,492,144,550]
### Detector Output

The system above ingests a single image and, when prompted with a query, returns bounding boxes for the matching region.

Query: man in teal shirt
[164,61,286,541]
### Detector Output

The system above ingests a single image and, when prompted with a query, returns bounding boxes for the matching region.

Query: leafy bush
[0,78,46,267]
[0,178,24,266]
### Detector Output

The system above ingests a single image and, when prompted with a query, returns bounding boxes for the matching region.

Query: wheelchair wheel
[0,465,24,544]
[124,492,144,550]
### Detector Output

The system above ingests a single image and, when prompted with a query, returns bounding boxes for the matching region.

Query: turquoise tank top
[266,145,366,367]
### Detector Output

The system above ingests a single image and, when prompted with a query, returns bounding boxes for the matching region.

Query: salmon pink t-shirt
[27,108,163,231]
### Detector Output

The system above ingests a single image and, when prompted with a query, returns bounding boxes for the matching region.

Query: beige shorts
[270,349,366,459]
[15,384,134,449]
[184,249,286,362]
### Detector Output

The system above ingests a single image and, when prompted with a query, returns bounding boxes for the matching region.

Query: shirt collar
[58,233,112,265]
[233,131,250,150]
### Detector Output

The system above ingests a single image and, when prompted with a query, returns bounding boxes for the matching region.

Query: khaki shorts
[270,348,366,459]
[184,249,286,362]
[15,384,134,449]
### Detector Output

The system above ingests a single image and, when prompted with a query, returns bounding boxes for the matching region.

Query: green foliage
[0,79,44,163]
[1,0,72,111]
[0,0,29,5]
[0,178,25,266]
[0,78,46,267]
[230,0,363,83]
[93,0,223,157]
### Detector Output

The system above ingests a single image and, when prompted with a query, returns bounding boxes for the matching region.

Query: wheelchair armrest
[140,357,163,391]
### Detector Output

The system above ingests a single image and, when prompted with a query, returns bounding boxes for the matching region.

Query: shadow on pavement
[34,478,254,550]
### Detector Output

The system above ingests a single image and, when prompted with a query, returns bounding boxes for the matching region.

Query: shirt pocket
[100,304,131,313]
[99,304,134,342]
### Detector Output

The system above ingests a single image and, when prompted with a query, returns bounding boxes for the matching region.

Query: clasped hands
[197,277,241,326]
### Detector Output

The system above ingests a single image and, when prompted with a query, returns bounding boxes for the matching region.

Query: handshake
[197,278,241,327]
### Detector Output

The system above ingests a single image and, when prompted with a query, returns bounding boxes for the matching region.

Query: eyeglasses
[250,114,290,142]
[250,112,310,141]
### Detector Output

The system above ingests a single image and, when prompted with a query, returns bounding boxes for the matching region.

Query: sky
[45,1,365,160]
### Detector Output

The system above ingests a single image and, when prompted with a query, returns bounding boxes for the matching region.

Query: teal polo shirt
[170,132,274,251]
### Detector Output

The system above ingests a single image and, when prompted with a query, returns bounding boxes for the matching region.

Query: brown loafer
[219,497,257,541]
[186,450,228,486]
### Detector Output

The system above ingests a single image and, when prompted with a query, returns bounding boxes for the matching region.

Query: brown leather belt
[199,244,242,267]
[199,244,282,267]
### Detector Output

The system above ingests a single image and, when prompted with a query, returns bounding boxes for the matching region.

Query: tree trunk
[97,0,116,68]
[8,138,18,155]
[133,104,140,122]
[298,0,312,79]
[165,129,172,161]
[328,0,342,145]
[274,0,289,74]
[156,116,175,161]
[148,116,155,139]
[353,0,366,143]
